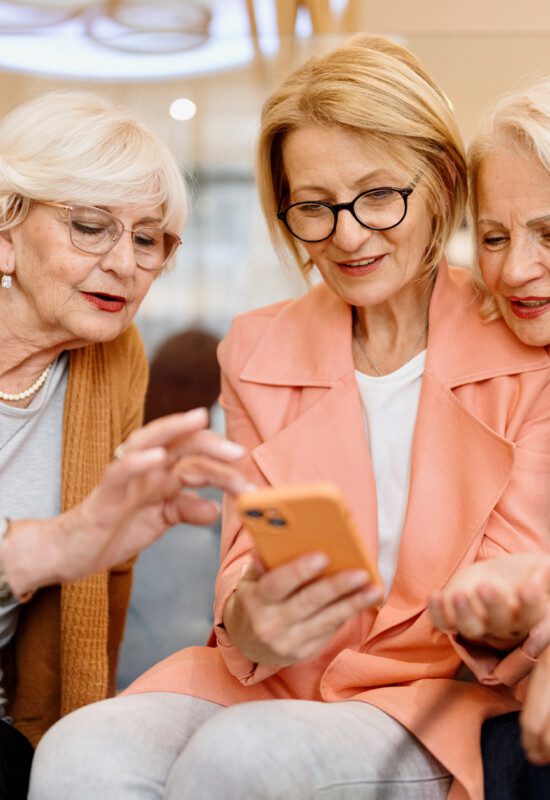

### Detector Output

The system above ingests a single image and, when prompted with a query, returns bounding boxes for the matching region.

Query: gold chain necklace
[353,313,429,377]
[0,363,53,402]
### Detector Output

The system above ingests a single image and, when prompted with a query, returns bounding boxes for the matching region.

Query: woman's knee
[166,701,320,799]
[30,692,222,800]
[29,698,139,799]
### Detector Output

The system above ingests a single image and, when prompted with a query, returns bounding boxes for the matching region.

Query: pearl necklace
[0,363,53,402]
[353,313,429,377]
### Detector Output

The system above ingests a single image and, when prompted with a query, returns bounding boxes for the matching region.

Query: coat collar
[240,260,549,388]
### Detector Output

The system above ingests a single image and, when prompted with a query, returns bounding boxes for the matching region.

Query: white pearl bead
[0,363,52,402]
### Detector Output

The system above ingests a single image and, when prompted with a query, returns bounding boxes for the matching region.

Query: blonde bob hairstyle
[257,33,467,279]
[0,89,187,264]
[469,77,550,320]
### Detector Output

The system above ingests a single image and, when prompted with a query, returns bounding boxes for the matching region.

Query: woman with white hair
[0,89,249,798]
[430,78,550,799]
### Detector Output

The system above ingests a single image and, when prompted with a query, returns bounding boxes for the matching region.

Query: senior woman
[31,36,550,800]
[429,79,550,799]
[0,89,250,798]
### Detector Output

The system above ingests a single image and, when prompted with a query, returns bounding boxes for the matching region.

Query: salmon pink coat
[126,263,550,800]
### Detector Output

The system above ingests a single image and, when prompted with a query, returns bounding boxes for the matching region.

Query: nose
[330,209,373,252]
[98,230,138,277]
[500,236,546,288]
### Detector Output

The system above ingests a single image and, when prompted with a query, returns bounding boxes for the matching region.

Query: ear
[0,230,15,274]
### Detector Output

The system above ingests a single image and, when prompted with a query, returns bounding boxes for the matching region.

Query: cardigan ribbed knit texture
[7,324,148,746]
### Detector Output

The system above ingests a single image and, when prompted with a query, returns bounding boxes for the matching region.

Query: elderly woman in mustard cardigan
[0,90,248,798]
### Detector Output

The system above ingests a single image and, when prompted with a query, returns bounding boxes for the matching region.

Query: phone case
[237,482,381,585]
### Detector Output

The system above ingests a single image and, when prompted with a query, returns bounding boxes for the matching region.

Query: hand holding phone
[237,481,382,588]
[223,482,383,667]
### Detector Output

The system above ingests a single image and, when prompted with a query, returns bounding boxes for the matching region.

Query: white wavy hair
[0,90,187,263]
[469,77,550,319]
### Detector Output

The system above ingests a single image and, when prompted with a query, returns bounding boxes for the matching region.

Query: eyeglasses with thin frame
[42,201,182,270]
[277,179,419,244]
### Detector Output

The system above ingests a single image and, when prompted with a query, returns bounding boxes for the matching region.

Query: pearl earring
[1,275,11,289]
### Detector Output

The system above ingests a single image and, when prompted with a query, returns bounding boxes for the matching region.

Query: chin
[71,317,130,345]
[507,319,550,348]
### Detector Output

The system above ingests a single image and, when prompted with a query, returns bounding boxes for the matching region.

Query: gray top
[0,353,69,717]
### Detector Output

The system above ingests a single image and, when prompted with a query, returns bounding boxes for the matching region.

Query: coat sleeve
[449,373,550,694]
[210,321,284,685]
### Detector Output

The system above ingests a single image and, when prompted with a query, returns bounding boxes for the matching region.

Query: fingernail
[347,571,370,588]
[185,407,208,423]
[180,473,204,486]
[244,483,257,493]
[365,586,384,604]
[309,553,329,571]
[219,440,246,458]
[140,447,166,462]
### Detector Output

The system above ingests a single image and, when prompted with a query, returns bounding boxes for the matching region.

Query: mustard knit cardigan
[6,324,148,746]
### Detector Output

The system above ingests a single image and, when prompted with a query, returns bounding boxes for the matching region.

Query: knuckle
[251,617,278,646]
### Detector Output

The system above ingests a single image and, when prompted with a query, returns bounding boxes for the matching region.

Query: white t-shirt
[355,350,426,591]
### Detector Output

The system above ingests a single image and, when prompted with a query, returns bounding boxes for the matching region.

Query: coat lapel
[252,375,380,562]
[240,282,380,560]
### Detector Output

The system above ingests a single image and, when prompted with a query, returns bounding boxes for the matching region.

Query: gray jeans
[29,692,452,799]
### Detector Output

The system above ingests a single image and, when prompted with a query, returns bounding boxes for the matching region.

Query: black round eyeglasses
[277,183,417,243]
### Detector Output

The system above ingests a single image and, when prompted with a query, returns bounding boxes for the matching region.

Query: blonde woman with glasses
[31,39,549,800]
[430,78,550,799]
[0,90,249,798]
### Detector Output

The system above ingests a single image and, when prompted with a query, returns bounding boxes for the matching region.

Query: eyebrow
[99,206,164,226]
[527,214,550,227]
[135,217,163,226]
[291,169,401,196]
[478,215,550,227]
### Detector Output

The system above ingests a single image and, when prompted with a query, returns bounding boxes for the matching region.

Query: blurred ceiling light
[86,0,211,54]
[169,98,197,120]
[0,0,88,28]
[0,0,263,79]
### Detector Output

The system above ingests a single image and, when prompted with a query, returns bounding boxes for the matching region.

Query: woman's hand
[429,554,550,650]
[222,552,384,667]
[521,646,550,765]
[3,408,251,594]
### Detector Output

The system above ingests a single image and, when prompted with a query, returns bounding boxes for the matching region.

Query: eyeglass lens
[68,205,178,269]
[284,188,407,242]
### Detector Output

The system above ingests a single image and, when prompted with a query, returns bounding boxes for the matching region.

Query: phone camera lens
[268,518,287,527]
[245,510,263,518]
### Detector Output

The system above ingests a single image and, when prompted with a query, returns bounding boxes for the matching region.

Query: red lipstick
[508,296,550,320]
[81,292,126,313]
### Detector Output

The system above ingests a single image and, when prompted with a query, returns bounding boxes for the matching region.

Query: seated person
[431,77,550,800]
[29,35,550,800]
[0,90,248,799]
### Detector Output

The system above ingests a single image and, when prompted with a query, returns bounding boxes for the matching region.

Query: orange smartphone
[237,482,382,586]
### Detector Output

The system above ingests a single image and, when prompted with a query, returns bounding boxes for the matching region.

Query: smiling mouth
[508,296,550,319]
[510,298,549,307]
[338,255,383,267]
